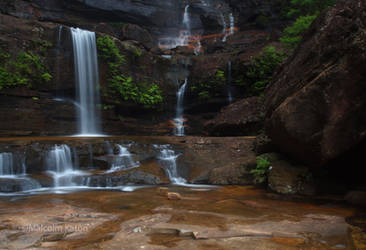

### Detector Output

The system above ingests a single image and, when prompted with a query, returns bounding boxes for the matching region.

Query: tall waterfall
[174,79,188,136]
[71,28,101,136]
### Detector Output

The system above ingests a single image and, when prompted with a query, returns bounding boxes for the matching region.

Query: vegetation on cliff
[236,0,339,96]
[0,40,52,90]
[97,35,163,109]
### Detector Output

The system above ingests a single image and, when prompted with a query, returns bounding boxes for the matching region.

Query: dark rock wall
[265,0,366,166]
[0,0,286,136]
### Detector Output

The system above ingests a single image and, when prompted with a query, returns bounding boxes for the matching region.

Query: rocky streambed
[0,186,364,249]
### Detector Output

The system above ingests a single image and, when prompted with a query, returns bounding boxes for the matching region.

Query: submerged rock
[265,0,366,166]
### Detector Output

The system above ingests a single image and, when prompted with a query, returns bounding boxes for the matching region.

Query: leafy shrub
[280,14,317,49]
[0,51,52,90]
[251,156,271,184]
[190,69,226,101]
[97,35,163,109]
[286,0,338,18]
[244,46,285,95]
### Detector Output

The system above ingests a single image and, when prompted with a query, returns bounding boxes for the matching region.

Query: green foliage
[97,35,163,109]
[97,36,125,68]
[33,39,53,54]
[251,156,271,184]
[244,46,285,95]
[280,0,338,49]
[191,69,227,101]
[280,14,317,49]
[286,0,337,18]
[108,75,163,108]
[0,50,52,90]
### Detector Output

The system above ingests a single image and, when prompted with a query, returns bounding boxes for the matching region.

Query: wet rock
[208,155,257,185]
[205,97,265,136]
[265,0,366,166]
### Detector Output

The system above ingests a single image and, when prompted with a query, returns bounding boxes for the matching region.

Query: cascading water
[0,153,14,176]
[174,79,188,136]
[158,5,201,54]
[221,13,228,42]
[45,145,85,187]
[229,13,235,35]
[0,152,26,177]
[227,61,233,103]
[156,145,186,184]
[71,28,102,136]
[106,145,139,173]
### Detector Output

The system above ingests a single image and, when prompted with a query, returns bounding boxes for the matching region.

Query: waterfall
[45,145,85,187]
[106,145,139,173]
[71,28,101,136]
[174,79,187,136]
[158,5,201,54]
[227,61,233,103]
[0,152,27,177]
[221,13,228,42]
[229,13,235,35]
[0,153,14,176]
[156,145,186,184]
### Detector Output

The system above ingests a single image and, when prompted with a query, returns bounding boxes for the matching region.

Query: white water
[158,5,201,54]
[106,145,139,173]
[71,28,101,136]
[156,145,186,184]
[0,153,14,176]
[174,79,188,136]
[227,61,233,103]
[0,152,26,177]
[45,145,86,187]
[221,13,228,42]
[229,13,235,35]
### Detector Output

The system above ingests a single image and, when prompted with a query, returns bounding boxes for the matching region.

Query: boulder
[265,0,366,165]
[205,97,265,136]
[267,159,315,195]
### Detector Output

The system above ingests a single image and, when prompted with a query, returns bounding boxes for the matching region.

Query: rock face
[265,0,366,165]
[205,97,265,136]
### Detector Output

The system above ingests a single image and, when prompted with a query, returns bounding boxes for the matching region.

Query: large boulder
[205,97,265,136]
[265,0,366,166]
